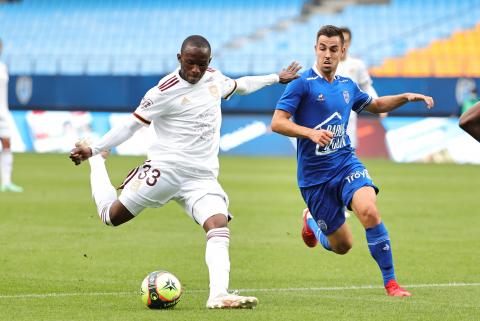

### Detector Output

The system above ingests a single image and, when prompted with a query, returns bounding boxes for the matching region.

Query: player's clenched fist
[308,129,334,147]
[69,146,92,165]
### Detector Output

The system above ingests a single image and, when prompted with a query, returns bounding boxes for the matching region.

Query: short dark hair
[339,27,352,40]
[316,25,344,45]
[181,35,211,54]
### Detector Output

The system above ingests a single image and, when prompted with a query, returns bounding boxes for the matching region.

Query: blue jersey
[276,66,372,187]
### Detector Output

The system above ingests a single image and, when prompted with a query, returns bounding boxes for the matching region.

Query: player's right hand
[309,129,334,147]
[69,146,92,165]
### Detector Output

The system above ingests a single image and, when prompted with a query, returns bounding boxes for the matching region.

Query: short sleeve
[132,88,169,126]
[352,82,372,114]
[276,77,305,116]
[215,71,237,100]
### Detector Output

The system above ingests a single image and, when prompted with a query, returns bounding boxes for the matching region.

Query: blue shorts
[300,162,379,236]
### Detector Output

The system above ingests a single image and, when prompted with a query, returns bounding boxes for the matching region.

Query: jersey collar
[312,64,339,81]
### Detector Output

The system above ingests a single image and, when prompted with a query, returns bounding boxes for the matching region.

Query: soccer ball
[141,271,182,309]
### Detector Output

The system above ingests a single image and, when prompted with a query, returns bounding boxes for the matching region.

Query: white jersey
[336,55,372,89]
[132,67,237,179]
[336,56,377,148]
[0,62,9,114]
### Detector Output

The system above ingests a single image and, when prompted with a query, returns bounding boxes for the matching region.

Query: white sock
[0,150,13,186]
[89,155,116,226]
[205,227,230,301]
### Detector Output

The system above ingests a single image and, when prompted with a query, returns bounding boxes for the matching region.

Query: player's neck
[319,69,336,83]
[314,63,335,83]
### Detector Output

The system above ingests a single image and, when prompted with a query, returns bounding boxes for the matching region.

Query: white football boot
[206,294,258,309]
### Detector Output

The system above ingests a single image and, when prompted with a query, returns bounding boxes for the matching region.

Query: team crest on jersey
[140,98,153,109]
[209,85,219,98]
[343,90,350,104]
[316,93,325,102]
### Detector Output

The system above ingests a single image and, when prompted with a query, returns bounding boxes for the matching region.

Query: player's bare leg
[203,213,257,309]
[325,223,353,255]
[351,186,411,297]
[302,208,352,253]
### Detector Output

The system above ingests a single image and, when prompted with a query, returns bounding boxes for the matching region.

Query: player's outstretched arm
[271,109,333,146]
[366,93,434,114]
[69,116,143,165]
[459,101,480,142]
[234,61,302,95]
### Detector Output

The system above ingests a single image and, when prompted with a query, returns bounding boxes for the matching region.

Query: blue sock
[366,222,396,286]
[306,216,331,251]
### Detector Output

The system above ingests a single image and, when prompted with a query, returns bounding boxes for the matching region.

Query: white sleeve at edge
[234,74,279,95]
[90,115,143,156]
[361,83,379,99]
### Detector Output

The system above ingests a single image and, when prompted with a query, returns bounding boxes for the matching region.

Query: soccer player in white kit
[336,27,379,148]
[0,38,23,193]
[70,35,301,309]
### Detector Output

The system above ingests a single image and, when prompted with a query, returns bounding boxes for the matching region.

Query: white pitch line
[0,282,479,299]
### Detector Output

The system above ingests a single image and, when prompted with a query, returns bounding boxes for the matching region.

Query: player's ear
[208,57,212,64]
[177,53,181,63]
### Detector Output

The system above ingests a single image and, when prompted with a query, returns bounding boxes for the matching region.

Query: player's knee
[203,214,228,232]
[357,203,380,227]
[107,202,135,226]
[333,241,352,255]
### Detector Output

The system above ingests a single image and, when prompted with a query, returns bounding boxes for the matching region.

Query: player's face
[315,35,344,75]
[177,45,211,84]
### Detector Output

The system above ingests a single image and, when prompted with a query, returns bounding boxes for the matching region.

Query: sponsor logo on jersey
[314,112,347,155]
[343,90,350,104]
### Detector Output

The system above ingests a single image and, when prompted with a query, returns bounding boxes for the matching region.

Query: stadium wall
[6,110,480,164]
[9,75,480,116]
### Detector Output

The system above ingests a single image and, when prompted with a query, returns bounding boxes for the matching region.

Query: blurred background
[1,0,479,163]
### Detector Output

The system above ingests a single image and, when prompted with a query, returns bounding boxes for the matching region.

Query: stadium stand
[371,23,480,77]
[222,0,480,75]
[1,0,479,76]
[0,0,305,75]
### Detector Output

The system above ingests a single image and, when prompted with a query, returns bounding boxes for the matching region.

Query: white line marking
[1,282,479,299]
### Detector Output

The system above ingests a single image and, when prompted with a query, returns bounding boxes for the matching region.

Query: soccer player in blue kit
[271,25,434,296]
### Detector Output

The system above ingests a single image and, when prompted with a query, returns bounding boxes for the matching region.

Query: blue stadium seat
[1,0,479,75]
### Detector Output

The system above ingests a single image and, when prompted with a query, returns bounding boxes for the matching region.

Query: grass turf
[0,153,479,321]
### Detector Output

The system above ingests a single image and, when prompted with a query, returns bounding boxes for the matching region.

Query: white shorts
[118,161,229,227]
[0,110,11,138]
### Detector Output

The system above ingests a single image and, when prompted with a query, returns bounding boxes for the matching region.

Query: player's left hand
[278,61,302,84]
[406,93,434,109]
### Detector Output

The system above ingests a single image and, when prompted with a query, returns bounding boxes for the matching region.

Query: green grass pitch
[1,153,479,321]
